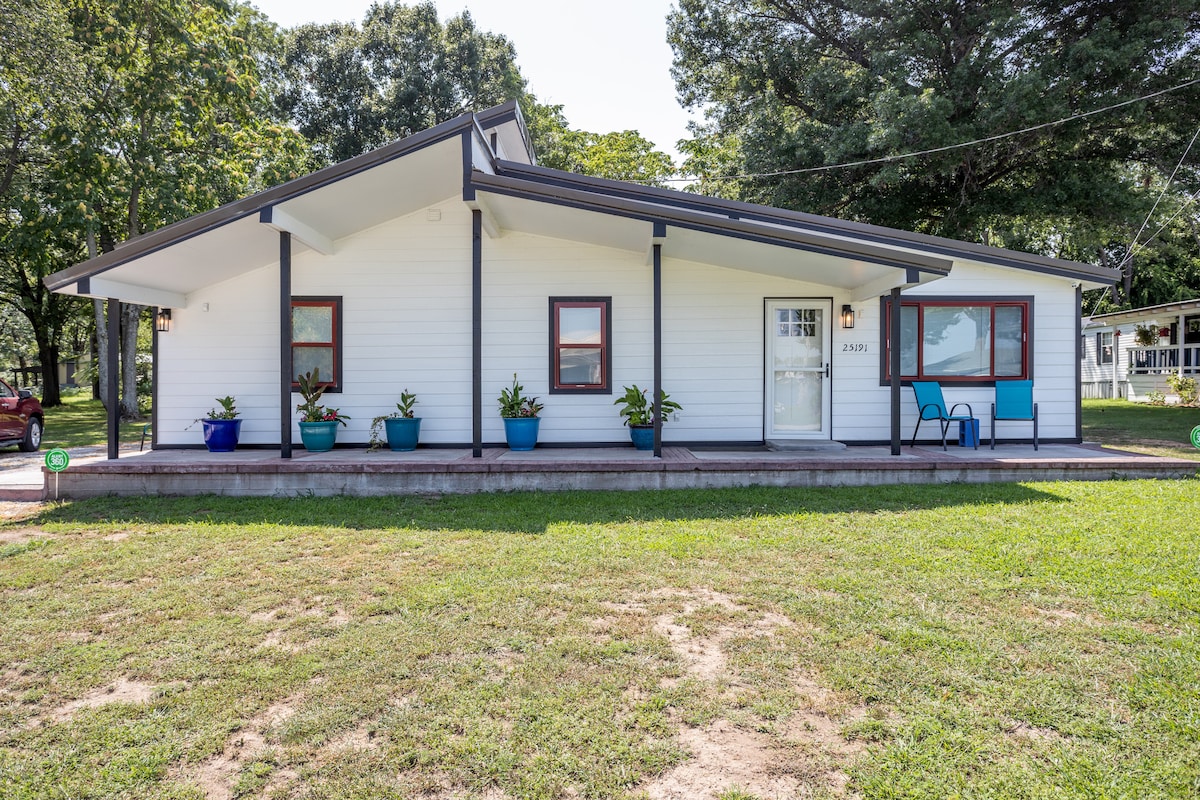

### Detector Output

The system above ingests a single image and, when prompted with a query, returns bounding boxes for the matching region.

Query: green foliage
[205,396,238,421]
[614,384,683,426]
[294,367,348,425]
[497,373,542,418]
[276,1,527,165]
[668,0,1200,304]
[526,102,677,186]
[1166,373,1198,405]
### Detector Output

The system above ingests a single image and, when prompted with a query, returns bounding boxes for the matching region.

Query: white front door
[766,300,832,439]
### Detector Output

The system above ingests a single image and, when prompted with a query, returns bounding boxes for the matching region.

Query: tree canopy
[668,0,1200,307]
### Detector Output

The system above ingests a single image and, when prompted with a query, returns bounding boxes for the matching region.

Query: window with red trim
[291,297,342,391]
[883,299,1030,382]
[550,298,611,393]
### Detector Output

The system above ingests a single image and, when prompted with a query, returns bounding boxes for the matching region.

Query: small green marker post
[44,448,69,500]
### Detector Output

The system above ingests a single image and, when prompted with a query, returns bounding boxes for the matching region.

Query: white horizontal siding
[158,206,1086,447]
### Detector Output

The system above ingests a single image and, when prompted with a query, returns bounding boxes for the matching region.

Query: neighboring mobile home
[1081,299,1200,401]
[46,102,1117,455]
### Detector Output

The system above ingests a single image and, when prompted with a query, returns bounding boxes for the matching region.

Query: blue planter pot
[298,420,339,452]
[502,417,540,451]
[384,417,421,451]
[629,425,654,451]
[202,419,242,452]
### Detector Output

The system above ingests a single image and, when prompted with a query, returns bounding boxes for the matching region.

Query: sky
[248,0,697,161]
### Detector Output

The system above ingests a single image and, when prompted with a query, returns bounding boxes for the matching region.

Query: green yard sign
[1191,426,1200,449]
[44,448,69,473]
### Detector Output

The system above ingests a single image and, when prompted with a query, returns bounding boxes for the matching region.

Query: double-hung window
[291,297,342,391]
[1096,332,1114,365]
[549,298,611,393]
[883,298,1031,382]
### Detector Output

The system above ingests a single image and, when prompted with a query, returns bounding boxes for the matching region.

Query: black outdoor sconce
[840,304,855,329]
[155,307,172,333]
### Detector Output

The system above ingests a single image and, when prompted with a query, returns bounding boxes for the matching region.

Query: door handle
[824,363,830,378]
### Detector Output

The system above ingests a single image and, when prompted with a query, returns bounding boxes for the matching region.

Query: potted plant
[497,373,543,451]
[614,384,682,450]
[369,390,421,451]
[1134,323,1160,347]
[295,367,350,452]
[199,395,241,452]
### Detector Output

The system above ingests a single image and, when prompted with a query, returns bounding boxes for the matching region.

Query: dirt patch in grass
[187,696,300,800]
[636,589,864,799]
[0,525,51,544]
[47,677,157,724]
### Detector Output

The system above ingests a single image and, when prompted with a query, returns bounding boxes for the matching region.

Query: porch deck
[11,442,1197,500]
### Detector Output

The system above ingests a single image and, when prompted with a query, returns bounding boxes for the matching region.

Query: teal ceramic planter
[502,417,540,451]
[384,417,421,451]
[629,425,654,451]
[298,420,338,452]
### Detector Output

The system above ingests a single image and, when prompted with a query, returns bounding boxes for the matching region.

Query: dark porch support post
[652,229,664,458]
[890,287,902,455]
[472,210,482,458]
[106,298,119,460]
[279,231,292,459]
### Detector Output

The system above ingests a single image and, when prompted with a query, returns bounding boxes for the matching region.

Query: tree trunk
[93,299,108,403]
[120,303,142,419]
[32,334,61,407]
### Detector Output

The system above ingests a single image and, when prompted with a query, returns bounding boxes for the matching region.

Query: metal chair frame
[910,381,976,451]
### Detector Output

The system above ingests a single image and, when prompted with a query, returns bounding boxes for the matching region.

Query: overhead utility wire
[1119,123,1200,269]
[658,77,1200,184]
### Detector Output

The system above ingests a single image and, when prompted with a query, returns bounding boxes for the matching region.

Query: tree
[0,0,91,405]
[668,0,1200,303]
[47,0,308,416]
[525,102,677,186]
[276,1,527,166]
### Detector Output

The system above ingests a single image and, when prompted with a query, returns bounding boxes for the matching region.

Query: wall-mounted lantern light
[155,308,172,333]
[840,304,855,329]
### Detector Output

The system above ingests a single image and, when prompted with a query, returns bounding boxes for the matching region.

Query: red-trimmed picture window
[550,298,611,393]
[884,299,1030,382]
[291,297,342,391]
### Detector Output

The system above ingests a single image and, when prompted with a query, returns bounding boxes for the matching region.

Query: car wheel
[19,417,42,452]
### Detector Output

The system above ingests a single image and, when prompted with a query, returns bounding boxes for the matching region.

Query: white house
[1081,299,1200,401]
[46,102,1117,456]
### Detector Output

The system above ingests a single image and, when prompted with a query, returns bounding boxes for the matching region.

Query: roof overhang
[1084,297,1200,327]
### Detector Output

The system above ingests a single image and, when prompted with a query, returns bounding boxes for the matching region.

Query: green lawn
[1081,398,1200,460]
[39,393,148,450]
[1,483,1197,799]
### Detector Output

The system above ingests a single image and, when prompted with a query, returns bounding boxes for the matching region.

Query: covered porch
[19,442,1196,500]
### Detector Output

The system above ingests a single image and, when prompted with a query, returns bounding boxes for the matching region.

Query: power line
[658,77,1200,185]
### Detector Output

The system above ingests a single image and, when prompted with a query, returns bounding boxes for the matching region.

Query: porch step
[766,440,848,452]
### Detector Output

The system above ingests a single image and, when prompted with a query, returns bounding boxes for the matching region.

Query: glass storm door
[766,300,831,439]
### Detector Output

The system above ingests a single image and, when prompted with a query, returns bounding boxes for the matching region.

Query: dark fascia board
[44,110,481,292]
[474,99,535,163]
[471,172,952,275]
[495,160,1118,285]
[1088,297,1200,324]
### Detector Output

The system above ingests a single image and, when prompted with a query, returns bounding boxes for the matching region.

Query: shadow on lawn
[21,483,1068,534]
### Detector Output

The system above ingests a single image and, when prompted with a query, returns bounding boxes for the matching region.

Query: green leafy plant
[1134,324,1160,347]
[614,384,682,426]
[369,390,418,449]
[1146,390,1167,406]
[296,368,350,426]
[497,374,543,418]
[205,395,238,420]
[1166,373,1198,406]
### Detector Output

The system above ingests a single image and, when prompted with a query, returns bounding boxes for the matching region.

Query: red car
[0,378,43,451]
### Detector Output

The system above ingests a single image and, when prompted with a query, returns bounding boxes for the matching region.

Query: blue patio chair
[991,380,1038,450]
[910,381,976,450]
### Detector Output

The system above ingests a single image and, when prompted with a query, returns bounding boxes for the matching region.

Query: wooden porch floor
[12,442,1196,500]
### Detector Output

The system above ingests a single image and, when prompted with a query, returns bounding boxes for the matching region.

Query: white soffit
[480,191,915,288]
